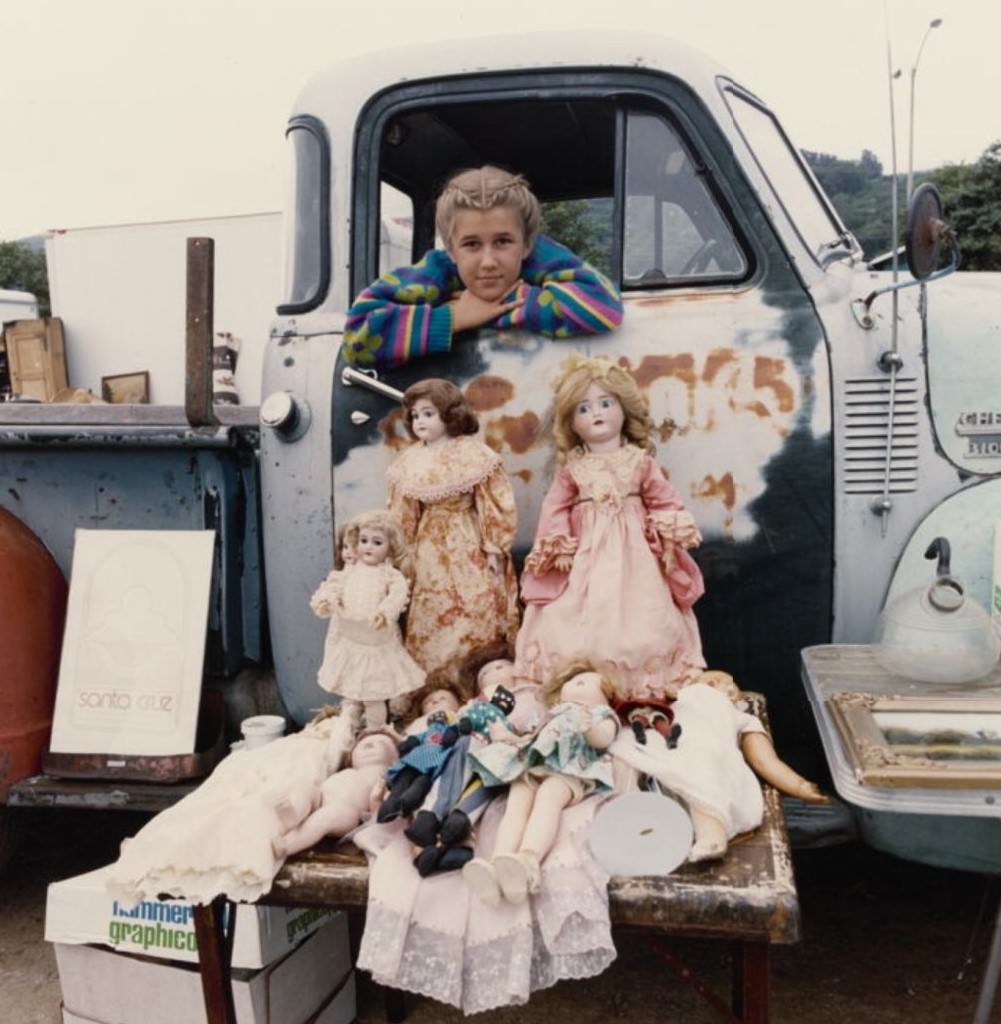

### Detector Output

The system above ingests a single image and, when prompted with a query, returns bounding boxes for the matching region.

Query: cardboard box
[46,865,337,969]
[55,914,353,1024]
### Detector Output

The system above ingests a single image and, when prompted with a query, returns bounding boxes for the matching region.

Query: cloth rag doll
[462,658,619,905]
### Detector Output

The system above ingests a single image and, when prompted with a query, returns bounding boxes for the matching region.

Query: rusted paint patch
[466,374,515,412]
[753,356,796,413]
[695,472,736,511]
[484,411,541,455]
[702,348,739,384]
[631,354,698,392]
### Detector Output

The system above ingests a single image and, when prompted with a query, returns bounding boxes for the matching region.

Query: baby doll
[462,658,620,906]
[273,730,399,859]
[343,164,623,372]
[515,353,706,701]
[311,509,425,730]
[375,677,468,823]
[386,377,520,675]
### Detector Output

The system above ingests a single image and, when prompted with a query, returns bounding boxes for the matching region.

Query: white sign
[49,530,214,755]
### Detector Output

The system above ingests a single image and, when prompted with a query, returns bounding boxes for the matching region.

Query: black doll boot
[439,809,472,845]
[377,769,419,823]
[437,845,474,872]
[404,810,440,847]
[413,845,444,877]
[397,774,434,818]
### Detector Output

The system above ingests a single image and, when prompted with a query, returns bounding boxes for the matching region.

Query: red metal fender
[0,507,68,800]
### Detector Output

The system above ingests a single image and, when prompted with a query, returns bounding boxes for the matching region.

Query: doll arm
[343,249,461,371]
[521,468,579,601]
[376,566,411,623]
[583,706,619,751]
[386,483,421,547]
[309,571,343,618]
[740,732,831,804]
[493,235,624,339]
[473,463,518,558]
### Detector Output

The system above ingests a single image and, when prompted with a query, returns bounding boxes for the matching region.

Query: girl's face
[571,380,624,452]
[356,527,390,566]
[447,207,530,302]
[410,397,448,445]
[559,670,610,707]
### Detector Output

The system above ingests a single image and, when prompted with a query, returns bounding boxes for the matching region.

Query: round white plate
[589,791,693,876]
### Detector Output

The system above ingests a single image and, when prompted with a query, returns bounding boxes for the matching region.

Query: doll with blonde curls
[514,354,706,700]
[311,509,424,730]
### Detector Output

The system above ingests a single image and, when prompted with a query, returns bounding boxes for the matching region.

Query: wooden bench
[192,698,800,1024]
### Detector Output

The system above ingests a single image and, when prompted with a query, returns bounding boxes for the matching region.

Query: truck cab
[260,31,999,767]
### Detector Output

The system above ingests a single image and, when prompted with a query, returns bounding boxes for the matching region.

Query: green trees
[806,142,1001,271]
[0,241,50,315]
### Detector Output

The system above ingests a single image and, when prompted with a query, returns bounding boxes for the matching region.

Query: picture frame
[827,691,1001,789]
[101,370,150,404]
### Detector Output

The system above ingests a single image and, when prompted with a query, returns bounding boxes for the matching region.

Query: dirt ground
[1,806,999,1024]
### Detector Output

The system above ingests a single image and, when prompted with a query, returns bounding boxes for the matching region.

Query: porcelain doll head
[540,657,617,708]
[346,509,408,570]
[459,640,515,699]
[405,668,468,725]
[436,165,541,256]
[550,354,655,460]
[351,731,399,769]
[334,522,357,569]
[402,378,478,443]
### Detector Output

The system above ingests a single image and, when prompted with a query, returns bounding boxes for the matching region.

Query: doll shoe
[438,845,474,873]
[462,857,501,907]
[413,845,444,877]
[439,809,472,845]
[492,852,541,904]
[404,810,440,847]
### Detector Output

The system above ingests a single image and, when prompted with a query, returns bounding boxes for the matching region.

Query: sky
[1,0,997,240]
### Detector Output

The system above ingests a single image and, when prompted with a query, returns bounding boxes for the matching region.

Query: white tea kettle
[874,536,1001,684]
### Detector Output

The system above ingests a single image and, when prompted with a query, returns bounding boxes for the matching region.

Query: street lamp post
[907,17,943,200]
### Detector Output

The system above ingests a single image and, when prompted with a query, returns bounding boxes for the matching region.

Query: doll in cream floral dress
[386,378,519,675]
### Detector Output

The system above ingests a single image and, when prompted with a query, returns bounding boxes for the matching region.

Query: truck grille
[842,376,919,494]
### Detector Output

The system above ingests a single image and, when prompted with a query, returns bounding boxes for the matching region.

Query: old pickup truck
[2,31,997,863]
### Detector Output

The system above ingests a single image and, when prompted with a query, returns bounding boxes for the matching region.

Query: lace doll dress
[386,435,519,674]
[312,561,424,701]
[515,443,706,700]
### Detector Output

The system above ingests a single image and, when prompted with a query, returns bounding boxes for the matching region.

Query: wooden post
[186,237,219,427]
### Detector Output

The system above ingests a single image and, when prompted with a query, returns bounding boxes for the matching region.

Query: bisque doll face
[559,670,609,707]
[447,207,529,302]
[421,689,461,717]
[572,381,624,452]
[410,398,448,446]
[356,527,390,566]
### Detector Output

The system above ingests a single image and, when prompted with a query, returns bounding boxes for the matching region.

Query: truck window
[723,87,849,262]
[360,89,748,296]
[278,115,330,314]
[623,111,747,287]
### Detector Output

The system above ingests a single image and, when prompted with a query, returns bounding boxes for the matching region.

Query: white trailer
[45,213,283,405]
[0,288,39,325]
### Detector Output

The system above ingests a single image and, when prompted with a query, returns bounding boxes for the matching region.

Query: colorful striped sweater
[343,235,623,371]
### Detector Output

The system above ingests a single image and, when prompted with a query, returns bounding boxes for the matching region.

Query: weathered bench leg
[193,897,238,1024]
[731,940,770,1024]
[382,984,407,1022]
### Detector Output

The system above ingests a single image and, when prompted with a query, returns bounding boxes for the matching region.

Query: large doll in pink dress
[515,354,706,699]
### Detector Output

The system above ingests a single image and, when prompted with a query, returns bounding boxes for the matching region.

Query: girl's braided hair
[436,165,541,250]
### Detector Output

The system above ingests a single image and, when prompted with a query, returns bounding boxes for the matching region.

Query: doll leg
[463,781,537,906]
[740,733,830,803]
[688,807,728,863]
[340,699,364,730]
[362,699,388,730]
[275,802,361,859]
[493,775,574,903]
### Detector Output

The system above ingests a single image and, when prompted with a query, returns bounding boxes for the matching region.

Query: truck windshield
[723,87,852,262]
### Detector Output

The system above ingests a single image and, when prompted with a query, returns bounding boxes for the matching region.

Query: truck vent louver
[842,376,919,494]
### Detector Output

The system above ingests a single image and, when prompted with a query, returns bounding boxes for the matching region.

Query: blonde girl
[343,165,622,370]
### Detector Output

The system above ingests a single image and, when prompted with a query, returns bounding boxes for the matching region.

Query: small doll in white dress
[311,509,425,730]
